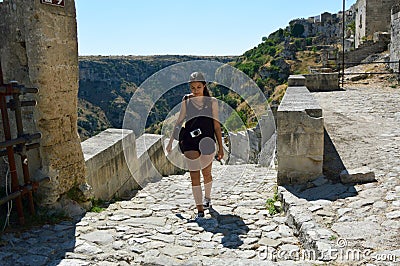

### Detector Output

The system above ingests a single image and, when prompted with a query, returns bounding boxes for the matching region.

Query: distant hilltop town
[290,0,397,49]
[287,0,399,69]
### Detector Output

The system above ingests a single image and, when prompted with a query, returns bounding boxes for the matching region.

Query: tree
[290,23,305,38]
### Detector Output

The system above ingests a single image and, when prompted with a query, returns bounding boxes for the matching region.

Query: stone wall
[355,0,367,48]
[390,4,400,71]
[82,129,185,200]
[228,130,257,164]
[0,0,87,208]
[277,76,324,185]
[81,129,137,200]
[135,134,184,186]
[227,113,276,166]
[303,73,339,92]
[355,0,397,48]
[341,39,390,65]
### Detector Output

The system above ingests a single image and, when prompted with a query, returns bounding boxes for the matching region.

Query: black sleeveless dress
[182,96,216,154]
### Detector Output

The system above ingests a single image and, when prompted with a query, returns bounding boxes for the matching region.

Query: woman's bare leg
[184,150,204,213]
[200,151,214,199]
[201,160,213,200]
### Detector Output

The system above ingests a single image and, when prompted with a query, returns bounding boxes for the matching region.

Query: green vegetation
[265,186,281,215]
[329,235,338,241]
[347,21,355,35]
[290,23,305,38]
[89,199,107,213]
[66,186,87,203]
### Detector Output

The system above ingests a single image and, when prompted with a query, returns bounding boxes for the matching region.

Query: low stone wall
[133,134,184,186]
[81,129,137,200]
[303,73,339,92]
[81,129,184,200]
[227,113,276,166]
[228,130,257,164]
[277,75,324,185]
[341,39,389,65]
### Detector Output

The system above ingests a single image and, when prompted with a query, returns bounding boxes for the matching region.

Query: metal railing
[338,60,400,88]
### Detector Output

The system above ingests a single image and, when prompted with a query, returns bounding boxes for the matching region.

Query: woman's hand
[217,149,224,161]
[166,142,173,154]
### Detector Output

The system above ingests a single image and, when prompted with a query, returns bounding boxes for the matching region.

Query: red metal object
[0,94,25,225]
[0,62,41,225]
[0,64,26,224]
[12,91,35,214]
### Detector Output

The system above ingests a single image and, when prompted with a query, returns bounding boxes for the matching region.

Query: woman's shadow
[177,207,249,249]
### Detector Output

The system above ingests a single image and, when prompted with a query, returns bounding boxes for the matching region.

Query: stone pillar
[277,75,324,185]
[320,49,328,67]
[0,0,88,209]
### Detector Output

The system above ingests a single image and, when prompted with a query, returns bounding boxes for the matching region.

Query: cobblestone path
[279,83,400,265]
[0,164,322,265]
[314,84,400,262]
[1,77,398,266]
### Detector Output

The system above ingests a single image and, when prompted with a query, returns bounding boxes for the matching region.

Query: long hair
[202,81,211,97]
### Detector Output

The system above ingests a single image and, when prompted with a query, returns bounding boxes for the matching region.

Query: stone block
[340,167,376,184]
[287,75,306,86]
[82,129,138,200]
[277,81,324,185]
[303,73,339,92]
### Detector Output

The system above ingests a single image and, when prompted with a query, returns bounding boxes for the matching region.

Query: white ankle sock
[191,185,203,206]
[204,181,212,200]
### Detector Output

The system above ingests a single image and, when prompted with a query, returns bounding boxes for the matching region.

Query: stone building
[289,15,341,44]
[354,0,398,48]
[0,0,88,210]
[390,4,400,71]
[321,12,334,24]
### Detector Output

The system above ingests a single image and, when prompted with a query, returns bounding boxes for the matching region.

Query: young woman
[166,72,224,220]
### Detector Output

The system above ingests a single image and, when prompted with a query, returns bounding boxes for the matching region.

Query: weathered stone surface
[0,0,87,209]
[386,211,400,219]
[340,167,376,183]
[391,5,400,71]
[122,217,167,227]
[277,81,324,185]
[80,231,114,245]
[348,198,377,208]
[331,221,381,240]
[160,245,196,256]
[264,231,281,240]
[57,259,91,266]
[355,0,394,48]
[259,238,282,248]
[74,242,103,255]
[17,255,49,266]
[82,129,138,201]
[303,73,340,92]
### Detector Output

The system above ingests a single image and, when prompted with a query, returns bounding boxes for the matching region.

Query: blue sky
[76,0,356,56]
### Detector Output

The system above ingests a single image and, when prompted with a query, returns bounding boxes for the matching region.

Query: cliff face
[78,55,237,140]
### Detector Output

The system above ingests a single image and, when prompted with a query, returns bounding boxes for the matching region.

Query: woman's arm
[212,98,224,160]
[166,95,188,153]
